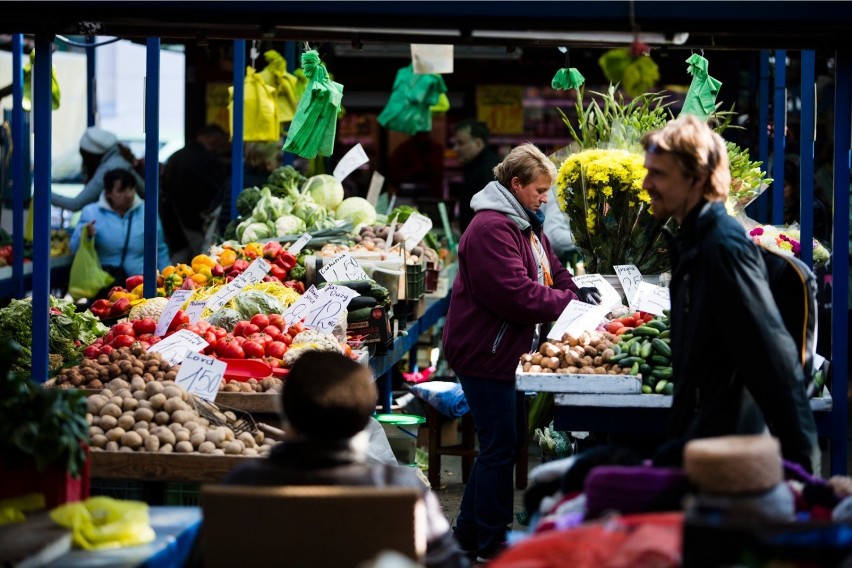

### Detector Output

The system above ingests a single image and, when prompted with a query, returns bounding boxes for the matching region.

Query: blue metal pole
[86,36,96,127]
[230,40,245,221]
[32,36,52,383]
[799,50,816,269]
[829,49,850,476]
[282,41,296,167]
[11,34,25,299]
[144,38,161,299]
[757,50,771,223]
[772,50,787,225]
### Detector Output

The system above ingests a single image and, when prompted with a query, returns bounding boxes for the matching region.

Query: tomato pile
[605,311,656,335]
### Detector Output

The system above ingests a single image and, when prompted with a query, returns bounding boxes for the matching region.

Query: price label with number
[613,265,643,302]
[185,300,207,324]
[174,351,226,401]
[302,285,359,332]
[206,258,271,311]
[282,285,322,328]
[319,252,370,283]
[398,213,433,252]
[155,290,193,336]
[571,274,623,311]
[629,282,670,316]
[288,233,312,255]
[547,300,610,341]
[148,330,208,366]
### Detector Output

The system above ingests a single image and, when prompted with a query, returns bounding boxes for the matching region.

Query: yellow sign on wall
[476,85,524,135]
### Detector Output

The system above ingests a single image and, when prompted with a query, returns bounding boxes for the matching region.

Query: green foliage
[236,187,263,218]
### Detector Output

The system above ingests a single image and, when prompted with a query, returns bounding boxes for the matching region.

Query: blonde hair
[641,114,731,201]
[493,143,557,188]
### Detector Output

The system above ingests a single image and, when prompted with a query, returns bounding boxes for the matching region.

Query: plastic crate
[406,263,425,299]
[164,482,202,506]
[89,479,146,502]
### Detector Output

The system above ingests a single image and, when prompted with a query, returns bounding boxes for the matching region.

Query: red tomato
[111,334,136,348]
[606,321,624,334]
[168,310,190,332]
[268,313,285,331]
[278,333,293,347]
[112,322,135,338]
[262,325,281,340]
[136,334,155,343]
[250,314,270,330]
[212,326,228,339]
[196,321,211,333]
[263,356,282,368]
[216,336,245,359]
[243,340,266,359]
[287,322,305,337]
[265,341,288,359]
[615,326,631,336]
[203,330,218,345]
[642,313,654,323]
[242,323,260,337]
[100,344,114,355]
[249,332,273,346]
[83,345,101,358]
[233,321,250,337]
[233,335,247,345]
[131,318,157,336]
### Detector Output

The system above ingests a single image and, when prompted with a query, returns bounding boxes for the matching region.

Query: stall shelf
[0,255,72,299]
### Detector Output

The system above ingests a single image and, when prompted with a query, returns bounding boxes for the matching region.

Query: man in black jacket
[454,119,500,234]
[642,114,819,473]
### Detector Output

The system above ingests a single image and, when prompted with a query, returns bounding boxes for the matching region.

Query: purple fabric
[783,459,825,486]
[584,465,689,518]
[443,210,579,381]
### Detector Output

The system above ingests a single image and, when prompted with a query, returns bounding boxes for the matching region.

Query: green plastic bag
[680,54,722,120]
[378,64,447,135]
[283,50,343,159]
[551,67,585,91]
[67,230,114,301]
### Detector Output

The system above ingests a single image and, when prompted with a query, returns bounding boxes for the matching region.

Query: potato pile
[221,377,284,393]
[86,377,274,456]
[520,330,629,374]
[54,346,178,390]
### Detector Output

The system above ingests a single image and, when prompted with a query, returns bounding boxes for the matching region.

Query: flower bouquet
[747,223,831,267]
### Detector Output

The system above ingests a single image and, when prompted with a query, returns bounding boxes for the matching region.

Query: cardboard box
[418,418,461,448]
[347,306,392,356]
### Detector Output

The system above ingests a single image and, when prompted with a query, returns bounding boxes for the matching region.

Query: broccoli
[223,218,240,241]
[266,165,307,199]
[236,187,263,217]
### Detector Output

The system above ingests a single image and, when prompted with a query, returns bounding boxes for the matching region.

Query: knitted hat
[79,126,117,154]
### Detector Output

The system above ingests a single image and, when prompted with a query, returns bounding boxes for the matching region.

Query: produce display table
[0,255,72,299]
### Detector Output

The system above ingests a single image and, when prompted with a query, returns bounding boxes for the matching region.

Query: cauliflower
[283,330,343,366]
[128,297,169,321]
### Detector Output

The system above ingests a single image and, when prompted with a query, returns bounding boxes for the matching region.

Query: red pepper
[167,309,190,332]
[263,241,283,260]
[275,251,297,272]
[269,264,288,281]
[125,274,144,290]
[109,297,131,317]
[282,280,305,295]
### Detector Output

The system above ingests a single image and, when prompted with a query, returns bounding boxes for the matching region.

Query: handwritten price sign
[174,351,226,401]
[629,282,670,316]
[148,330,208,366]
[185,300,207,324]
[206,258,271,311]
[288,233,312,255]
[547,300,610,340]
[613,265,643,303]
[571,274,623,311]
[319,252,370,283]
[155,290,193,336]
[302,285,359,333]
[398,213,433,252]
[282,285,322,328]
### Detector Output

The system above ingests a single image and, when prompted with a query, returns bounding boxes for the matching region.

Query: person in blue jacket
[70,168,169,287]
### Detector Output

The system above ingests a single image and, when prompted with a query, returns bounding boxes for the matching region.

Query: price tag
[332,143,369,182]
[302,284,360,333]
[571,274,623,311]
[185,300,207,324]
[547,300,610,341]
[411,44,454,74]
[366,171,385,208]
[385,214,399,251]
[174,351,226,401]
[282,285,322,328]
[148,330,208,366]
[155,290,193,337]
[398,212,433,252]
[629,282,671,316]
[613,265,643,302]
[319,252,370,283]
[206,258,271,311]
[288,233,312,255]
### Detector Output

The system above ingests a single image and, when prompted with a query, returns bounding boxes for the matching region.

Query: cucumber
[639,340,653,359]
[619,334,634,342]
[639,363,652,375]
[663,382,674,396]
[347,296,378,311]
[658,330,671,339]
[609,352,629,364]
[632,326,660,337]
[347,307,375,321]
[611,344,622,355]
[652,338,672,357]
[320,280,374,294]
[629,361,640,375]
[654,380,669,394]
[641,385,653,394]
[650,355,671,366]
[629,341,642,357]
[646,320,669,331]
[619,356,644,366]
[653,366,674,379]
[643,374,655,387]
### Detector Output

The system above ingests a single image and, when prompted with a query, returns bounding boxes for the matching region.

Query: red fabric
[490,512,683,568]
[0,446,90,509]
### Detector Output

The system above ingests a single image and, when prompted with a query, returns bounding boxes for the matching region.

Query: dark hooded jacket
[658,200,819,472]
[443,181,580,382]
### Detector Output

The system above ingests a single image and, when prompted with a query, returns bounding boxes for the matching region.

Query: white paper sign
[571,274,623,311]
[385,214,399,252]
[155,289,193,337]
[288,233,312,255]
[629,282,671,316]
[148,330,208,366]
[332,143,369,182]
[174,351,227,401]
[302,284,360,333]
[411,44,454,74]
[185,300,207,324]
[613,265,643,302]
[547,300,610,340]
[282,285,322,328]
[319,252,370,283]
[398,213,433,252]
[206,258,271,311]
[366,171,385,208]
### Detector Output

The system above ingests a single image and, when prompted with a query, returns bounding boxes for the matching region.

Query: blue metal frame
[230,40,245,221]
[144,38,161,299]
[772,50,787,225]
[86,36,96,127]
[11,34,25,300]
[830,49,850,476]
[799,50,816,269]
[757,49,771,223]
[31,36,52,383]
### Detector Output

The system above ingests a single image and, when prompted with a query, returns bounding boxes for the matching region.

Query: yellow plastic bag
[229,66,280,142]
[67,230,114,301]
[50,496,155,551]
[24,197,34,242]
[258,49,300,123]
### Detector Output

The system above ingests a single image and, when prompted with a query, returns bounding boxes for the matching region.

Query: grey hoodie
[470,180,532,230]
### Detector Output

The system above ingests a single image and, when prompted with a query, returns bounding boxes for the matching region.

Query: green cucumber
[646,320,669,331]
[654,380,669,394]
[641,385,653,394]
[629,341,642,357]
[632,326,660,337]
[663,382,674,395]
[619,356,644,366]
[609,352,629,364]
[639,363,652,375]
[611,344,622,355]
[640,340,653,359]
[643,374,655,387]
[650,355,671,366]
[658,330,671,339]
[652,338,672,357]
[629,361,640,375]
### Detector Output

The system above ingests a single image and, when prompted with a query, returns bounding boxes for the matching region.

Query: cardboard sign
[319,252,370,283]
[302,284,359,333]
[547,300,610,340]
[629,282,671,316]
[332,143,369,182]
[398,213,433,252]
[366,171,385,208]
[571,274,623,311]
[206,258,271,311]
[411,44,454,74]
[288,233,312,255]
[174,351,227,401]
[155,290,193,337]
[148,329,208,366]
[185,300,207,324]
[613,265,643,302]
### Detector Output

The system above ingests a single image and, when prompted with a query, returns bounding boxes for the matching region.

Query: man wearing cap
[51,126,145,212]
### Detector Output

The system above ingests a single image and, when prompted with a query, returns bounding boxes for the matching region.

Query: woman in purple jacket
[442,143,600,561]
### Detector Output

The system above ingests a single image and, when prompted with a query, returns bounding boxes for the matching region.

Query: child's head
[282,351,377,441]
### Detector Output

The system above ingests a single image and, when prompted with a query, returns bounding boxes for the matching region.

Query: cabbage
[275,214,307,236]
[233,291,284,320]
[252,187,292,222]
[292,194,329,231]
[240,221,275,244]
[206,308,242,332]
[303,174,344,211]
[335,197,377,229]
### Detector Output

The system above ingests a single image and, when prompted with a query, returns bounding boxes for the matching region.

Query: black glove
[576,286,602,305]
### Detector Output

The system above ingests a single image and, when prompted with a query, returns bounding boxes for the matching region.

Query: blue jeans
[453,374,526,555]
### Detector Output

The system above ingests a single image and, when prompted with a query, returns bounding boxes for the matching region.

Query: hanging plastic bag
[679,54,722,120]
[229,66,280,142]
[551,68,585,91]
[67,230,114,301]
[259,49,300,123]
[283,50,344,159]
[378,64,447,135]
[22,50,61,111]
[50,496,156,551]
[23,197,34,242]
